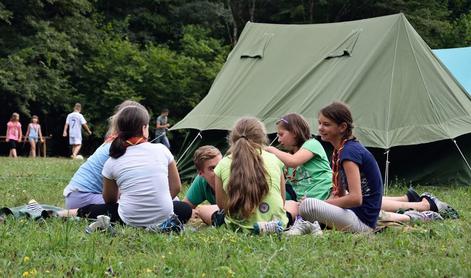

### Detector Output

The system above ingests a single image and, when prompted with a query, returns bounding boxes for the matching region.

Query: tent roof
[433,46,471,94]
[172,13,471,149]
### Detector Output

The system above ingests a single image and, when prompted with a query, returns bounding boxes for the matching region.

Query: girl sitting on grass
[214,117,294,234]
[59,105,191,231]
[62,100,142,209]
[298,102,383,233]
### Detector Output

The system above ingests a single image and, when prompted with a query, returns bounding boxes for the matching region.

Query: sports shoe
[85,215,113,234]
[404,210,444,222]
[27,199,45,219]
[253,220,283,235]
[147,214,184,234]
[421,192,459,219]
[406,187,421,202]
[284,218,323,236]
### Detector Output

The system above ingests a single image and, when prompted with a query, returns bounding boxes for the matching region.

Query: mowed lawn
[0,157,470,277]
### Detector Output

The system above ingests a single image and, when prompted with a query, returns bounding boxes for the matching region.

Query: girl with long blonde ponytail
[214,117,290,233]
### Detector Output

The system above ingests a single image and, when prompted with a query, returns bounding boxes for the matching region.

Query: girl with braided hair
[298,102,384,233]
[214,117,293,234]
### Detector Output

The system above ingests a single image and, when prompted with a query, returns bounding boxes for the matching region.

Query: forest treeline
[1,0,470,155]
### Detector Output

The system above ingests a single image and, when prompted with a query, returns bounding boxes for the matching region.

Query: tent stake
[452,139,471,172]
[384,149,390,195]
[176,132,202,165]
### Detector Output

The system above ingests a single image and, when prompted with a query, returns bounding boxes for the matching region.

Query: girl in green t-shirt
[266,113,332,202]
[214,117,293,234]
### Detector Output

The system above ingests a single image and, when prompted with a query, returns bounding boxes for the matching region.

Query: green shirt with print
[214,150,288,231]
[285,138,332,200]
[185,175,216,206]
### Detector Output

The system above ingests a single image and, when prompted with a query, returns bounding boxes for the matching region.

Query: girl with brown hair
[266,113,332,201]
[214,117,292,234]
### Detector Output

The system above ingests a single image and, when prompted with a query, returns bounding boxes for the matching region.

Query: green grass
[0,157,470,277]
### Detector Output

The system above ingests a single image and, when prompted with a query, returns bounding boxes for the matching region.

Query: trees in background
[0,0,469,155]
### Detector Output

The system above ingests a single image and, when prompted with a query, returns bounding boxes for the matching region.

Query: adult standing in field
[63,103,92,159]
[5,112,23,158]
[154,108,170,149]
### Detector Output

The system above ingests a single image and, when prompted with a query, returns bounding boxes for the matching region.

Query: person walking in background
[63,103,92,159]
[6,112,23,158]
[154,108,170,149]
[25,115,44,158]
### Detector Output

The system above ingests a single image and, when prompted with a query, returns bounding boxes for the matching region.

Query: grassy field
[0,157,470,277]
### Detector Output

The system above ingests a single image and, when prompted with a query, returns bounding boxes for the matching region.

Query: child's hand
[5,138,9,142]
[63,131,67,137]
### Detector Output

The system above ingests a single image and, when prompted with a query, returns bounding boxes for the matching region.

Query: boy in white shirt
[63,103,92,159]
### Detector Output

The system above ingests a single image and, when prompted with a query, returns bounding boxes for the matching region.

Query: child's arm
[63,123,68,137]
[280,173,286,205]
[5,126,9,142]
[168,160,181,198]
[82,123,92,135]
[266,146,314,168]
[215,176,227,210]
[103,177,119,204]
[325,160,362,208]
[25,124,31,139]
[18,125,22,142]
[38,125,44,142]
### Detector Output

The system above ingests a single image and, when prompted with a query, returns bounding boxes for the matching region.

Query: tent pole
[176,132,203,165]
[384,149,390,195]
[452,139,471,172]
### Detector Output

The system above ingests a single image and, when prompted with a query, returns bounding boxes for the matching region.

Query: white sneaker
[285,218,323,236]
[85,215,111,234]
[253,220,283,235]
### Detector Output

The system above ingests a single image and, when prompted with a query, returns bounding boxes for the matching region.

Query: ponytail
[109,136,127,158]
[108,106,150,159]
[225,117,269,219]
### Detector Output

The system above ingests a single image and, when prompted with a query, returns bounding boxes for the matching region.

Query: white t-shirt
[102,142,174,227]
[66,112,86,138]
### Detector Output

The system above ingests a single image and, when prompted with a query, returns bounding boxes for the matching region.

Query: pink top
[7,121,22,140]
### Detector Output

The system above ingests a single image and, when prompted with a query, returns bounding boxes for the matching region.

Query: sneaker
[421,192,459,219]
[27,199,45,219]
[147,214,184,234]
[404,210,444,222]
[406,187,421,202]
[85,215,113,234]
[284,218,323,236]
[253,220,283,235]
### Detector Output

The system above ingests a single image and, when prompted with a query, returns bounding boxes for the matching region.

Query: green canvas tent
[172,13,471,186]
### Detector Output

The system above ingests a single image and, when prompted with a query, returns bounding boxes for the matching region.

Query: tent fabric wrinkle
[240,32,274,59]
